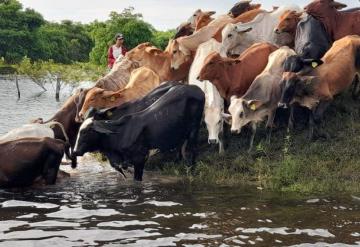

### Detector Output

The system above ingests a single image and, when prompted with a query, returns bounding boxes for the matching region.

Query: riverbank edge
[144,92,360,194]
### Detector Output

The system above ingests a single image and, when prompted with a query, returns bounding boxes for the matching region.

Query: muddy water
[0,79,360,246]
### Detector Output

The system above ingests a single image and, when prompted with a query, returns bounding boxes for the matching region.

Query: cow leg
[313,101,331,139]
[266,112,276,144]
[351,74,360,100]
[288,105,295,130]
[218,127,225,154]
[308,111,315,140]
[133,159,145,182]
[248,122,257,152]
[184,128,200,166]
[42,153,62,185]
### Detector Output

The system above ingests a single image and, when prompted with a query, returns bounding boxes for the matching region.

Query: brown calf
[126,42,192,81]
[198,42,278,101]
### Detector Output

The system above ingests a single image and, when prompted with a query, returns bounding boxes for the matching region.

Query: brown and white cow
[280,35,360,139]
[197,42,278,101]
[78,67,160,120]
[225,47,296,150]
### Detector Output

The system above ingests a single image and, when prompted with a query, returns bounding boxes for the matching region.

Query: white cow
[220,5,302,56]
[188,38,225,154]
[226,46,296,150]
[0,122,69,144]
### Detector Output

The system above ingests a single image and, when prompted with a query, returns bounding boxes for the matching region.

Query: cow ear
[237,27,252,33]
[246,100,263,111]
[221,113,232,125]
[205,11,216,17]
[179,44,191,56]
[302,58,323,68]
[330,0,347,9]
[145,46,162,55]
[93,122,114,134]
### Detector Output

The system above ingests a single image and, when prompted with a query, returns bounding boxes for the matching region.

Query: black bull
[74,84,205,181]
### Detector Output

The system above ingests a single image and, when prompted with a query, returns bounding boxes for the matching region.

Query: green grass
[146,91,360,194]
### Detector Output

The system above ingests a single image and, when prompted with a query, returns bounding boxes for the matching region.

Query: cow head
[73,118,108,157]
[174,22,194,39]
[188,9,203,29]
[78,87,123,121]
[204,105,224,144]
[220,23,252,57]
[304,0,347,16]
[168,39,192,70]
[283,55,323,73]
[227,96,263,134]
[229,0,260,18]
[279,72,317,106]
[197,52,223,82]
[195,11,216,31]
[275,10,302,34]
[126,42,157,64]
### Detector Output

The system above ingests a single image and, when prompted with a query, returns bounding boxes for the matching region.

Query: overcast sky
[18,0,358,31]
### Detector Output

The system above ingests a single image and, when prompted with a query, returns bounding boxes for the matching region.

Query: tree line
[0,0,175,66]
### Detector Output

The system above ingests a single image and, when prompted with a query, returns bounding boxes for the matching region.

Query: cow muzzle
[231,129,241,134]
[208,139,219,145]
[278,102,288,109]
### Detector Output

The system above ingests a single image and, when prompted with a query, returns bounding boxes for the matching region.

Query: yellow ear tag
[311,62,318,68]
[110,96,116,102]
[107,111,113,117]
[250,103,256,111]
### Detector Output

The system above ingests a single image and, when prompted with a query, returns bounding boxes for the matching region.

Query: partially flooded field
[0,80,360,246]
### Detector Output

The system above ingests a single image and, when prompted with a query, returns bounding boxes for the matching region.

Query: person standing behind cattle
[108,33,128,69]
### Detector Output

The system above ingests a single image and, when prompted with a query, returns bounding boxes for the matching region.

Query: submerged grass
[146,91,360,193]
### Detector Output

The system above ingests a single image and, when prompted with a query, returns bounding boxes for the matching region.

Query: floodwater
[0,79,360,246]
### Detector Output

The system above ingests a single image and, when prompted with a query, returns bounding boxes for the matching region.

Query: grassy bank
[146,91,360,193]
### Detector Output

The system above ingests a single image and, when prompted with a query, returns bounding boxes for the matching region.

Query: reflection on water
[0,159,359,246]
[0,80,360,246]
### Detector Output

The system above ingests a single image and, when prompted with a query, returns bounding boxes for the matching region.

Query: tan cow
[126,42,192,82]
[78,67,160,120]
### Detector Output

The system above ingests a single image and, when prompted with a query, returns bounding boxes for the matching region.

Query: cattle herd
[1,0,360,187]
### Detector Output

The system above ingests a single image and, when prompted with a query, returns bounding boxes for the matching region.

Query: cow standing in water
[0,137,65,187]
[73,85,205,181]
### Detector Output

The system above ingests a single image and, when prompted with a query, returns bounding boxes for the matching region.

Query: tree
[89,7,154,66]
[151,30,176,50]
[0,0,44,63]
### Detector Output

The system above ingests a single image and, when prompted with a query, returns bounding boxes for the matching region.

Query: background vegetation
[0,0,175,66]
